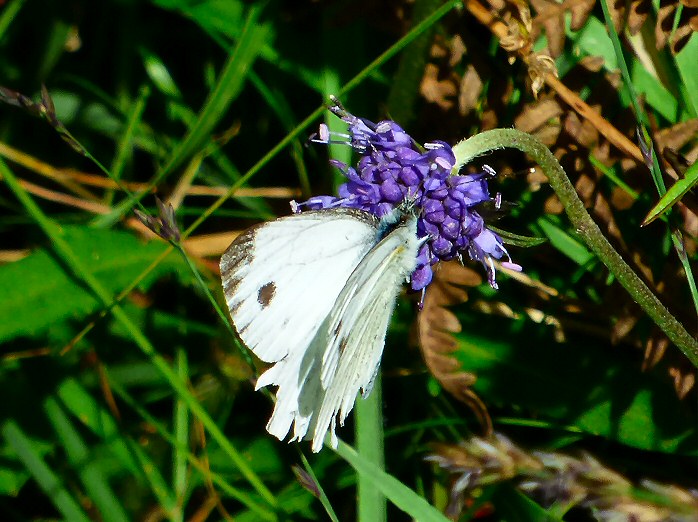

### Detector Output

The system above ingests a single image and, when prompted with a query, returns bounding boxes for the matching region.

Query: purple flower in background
[295,101,521,293]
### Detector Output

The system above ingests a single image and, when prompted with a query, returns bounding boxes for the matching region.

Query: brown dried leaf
[579,55,605,72]
[593,191,628,249]
[609,0,627,32]
[644,291,697,398]
[668,364,696,399]
[420,63,458,110]
[514,96,563,135]
[610,186,636,210]
[458,65,484,116]
[627,0,652,34]
[564,110,599,149]
[568,0,596,29]
[655,118,698,156]
[417,261,492,434]
[527,52,558,97]
[449,35,467,67]
[643,332,670,370]
[530,0,595,56]
[610,306,640,344]
[656,0,698,52]
[690,11,698,33]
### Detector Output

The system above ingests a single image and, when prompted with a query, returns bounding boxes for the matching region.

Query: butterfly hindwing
[309,214,420,451]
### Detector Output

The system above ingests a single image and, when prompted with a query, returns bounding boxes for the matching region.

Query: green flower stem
[452,128,698,368]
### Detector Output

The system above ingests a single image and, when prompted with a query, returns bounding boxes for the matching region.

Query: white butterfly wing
[220,209,381,440]
[308,214,421,451]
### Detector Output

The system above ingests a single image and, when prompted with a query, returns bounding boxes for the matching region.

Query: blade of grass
[44,397,131,522]
[0,0,27,39]
[2,421,91,522]
[355,373,386,522]
[0,158,277,508]
[674,34,698,116]
[172,348,189,522]
[335,439,450,522]
[536,217,594,267]
[104,84,150,206]
[642,161,698,226]
[297,451,340,522]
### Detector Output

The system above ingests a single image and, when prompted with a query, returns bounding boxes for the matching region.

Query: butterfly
[220,207,423,452]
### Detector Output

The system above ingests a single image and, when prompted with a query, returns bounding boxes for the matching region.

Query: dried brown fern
[417,261,493,435]
[478,0,698,56]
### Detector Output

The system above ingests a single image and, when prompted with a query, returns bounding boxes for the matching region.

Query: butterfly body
[221,208,420,451]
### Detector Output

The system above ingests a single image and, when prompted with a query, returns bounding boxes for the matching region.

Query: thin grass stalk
[105,85,150,206]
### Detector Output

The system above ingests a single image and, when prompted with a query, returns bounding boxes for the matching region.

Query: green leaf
[335,440,450,522]
[0,226,186,343]
[2,421,91,522]
[675,34,698,116]
[642,161,698,226]
[44,397,130,522]
[489,225,547,248]
[536,217,594,266]
[492,483,562,521]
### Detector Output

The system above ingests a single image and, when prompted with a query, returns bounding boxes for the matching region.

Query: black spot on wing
[257,282,276,307]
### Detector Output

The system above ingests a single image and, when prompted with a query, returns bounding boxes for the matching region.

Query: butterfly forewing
[220,209,380,364]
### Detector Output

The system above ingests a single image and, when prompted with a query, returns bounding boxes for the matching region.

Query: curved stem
[452,128,698,368]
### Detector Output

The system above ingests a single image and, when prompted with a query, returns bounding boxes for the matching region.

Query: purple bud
[420,220,440,238]
[424,199,446,224]
[430,187,449,200]
[440,216,460,240]
[410,264,433,290]
[380,178,403,203]
[400,167,421,186]
[432,236,453,257]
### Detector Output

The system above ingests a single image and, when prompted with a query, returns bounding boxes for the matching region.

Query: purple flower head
[298,102,520,293]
